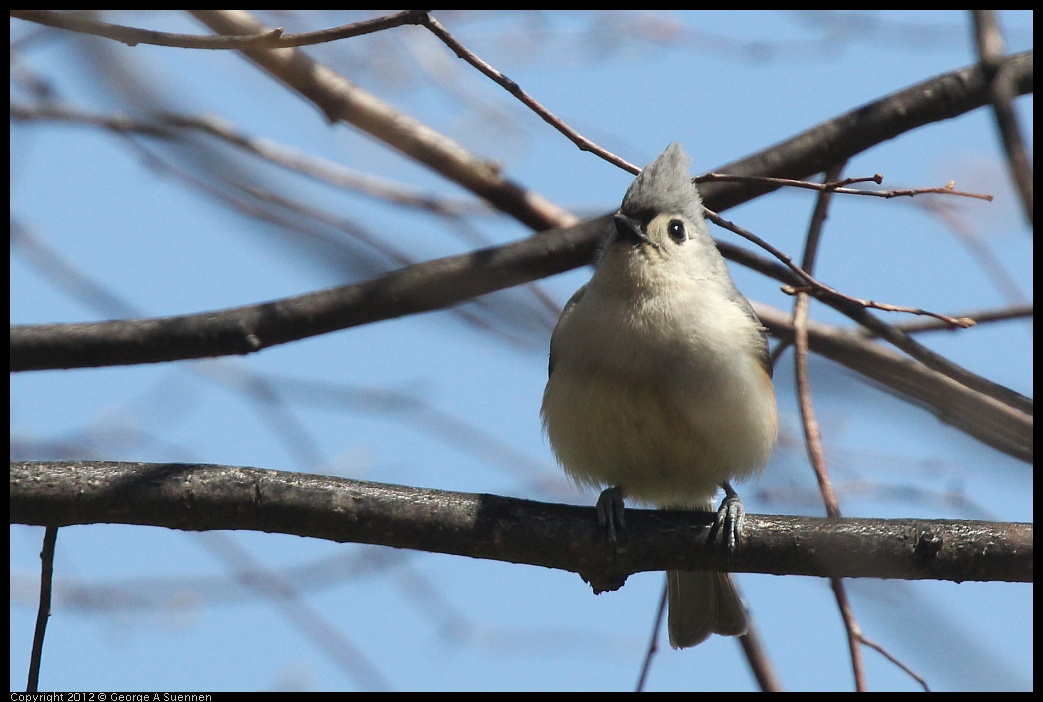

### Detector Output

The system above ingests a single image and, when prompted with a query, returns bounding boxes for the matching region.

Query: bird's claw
[596,486,626,550]
[710,482,745,554]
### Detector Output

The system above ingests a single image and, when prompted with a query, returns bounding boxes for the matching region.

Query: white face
[600,208,721,291]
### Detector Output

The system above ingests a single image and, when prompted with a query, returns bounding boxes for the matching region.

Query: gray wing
[729,287,773,379]
[547,283,587,378]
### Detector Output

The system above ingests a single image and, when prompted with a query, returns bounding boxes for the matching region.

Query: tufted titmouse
[541,143,777,648]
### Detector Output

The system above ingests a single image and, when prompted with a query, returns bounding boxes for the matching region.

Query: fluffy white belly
[542,364,773,508]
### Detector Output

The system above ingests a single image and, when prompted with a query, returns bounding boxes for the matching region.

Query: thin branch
[705,208,974,329]
[10,9,429,50]
[971,11,1033,225]
[8,214,609,372]
[738,622,785,692]
[415,12,639,174]
[11,461,1034,585]
[887,303,1032,334]
[695,51,1033,213]
[831,577,867,692]
[26,526,58,693]
[10,103,491,218]
[860,633,931,692]
[790,164,920,692]
[700,172,994,202]
[707,210,1031,415]
[793,166,846,520]
[635,586,668,692]
[188,9,579,233]
[754,301,1032,464]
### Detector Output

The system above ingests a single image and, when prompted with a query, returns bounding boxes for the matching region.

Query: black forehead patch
[619,207,658,227]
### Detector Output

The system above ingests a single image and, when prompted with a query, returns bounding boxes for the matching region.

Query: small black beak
[613,213,649,246]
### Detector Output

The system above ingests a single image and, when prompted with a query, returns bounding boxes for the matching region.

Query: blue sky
[10,10,1033,692]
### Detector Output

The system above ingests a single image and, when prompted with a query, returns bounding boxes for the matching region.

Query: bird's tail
[667,568,748,648]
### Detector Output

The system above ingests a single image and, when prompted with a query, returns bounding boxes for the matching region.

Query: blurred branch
[917,198,1030,306]
[10,14,1033,454]
[26,526,58,694]
[10,231,1032,462]
[185,11,1032,230]
[755,302,1032,464]
[415,12,640,174]
[185,9,1035,408]
[793,165,846,519]
[8,214,608,370]
[9,103,491,217]
[697,50,1033,212]
[971,11,1033,225]
[188,9,579,233]
[11,461,1034,585]
[10,9,428,50]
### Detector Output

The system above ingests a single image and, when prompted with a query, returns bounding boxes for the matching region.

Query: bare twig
[706,207,975,329]
[26,526,58,693]
[706,209,1033,416]
[415,12,639,174]
[635,586,668,692]
[701,172,993,201]
[788,165,927,691]
[830,577,867,692]
[782,284,977,328]
[696,51,1032,213]
[754,301,1031,464]
[887,303,1032,334]
[11,103,491,217]
[188,10,579,233]
[738,622,785,692]
[971,11,1033,224]
[10,9,429,50]
[860,633,931,692]
[793,165,845,520]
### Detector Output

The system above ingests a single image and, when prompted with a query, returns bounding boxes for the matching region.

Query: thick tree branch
[187,11,1031,228]
[697,50,1033,211]
[9,245,1031,464]
[8,19,1033,459]
[754,303,1033,464]
[188,10,579,233]
[9,49,1033,373]
[8,215,607,371]
[11,461,1033,588]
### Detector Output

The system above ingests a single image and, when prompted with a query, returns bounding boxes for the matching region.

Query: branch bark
[11,461,1033,587]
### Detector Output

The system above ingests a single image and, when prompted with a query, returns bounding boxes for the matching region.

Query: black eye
[667,219,687,243]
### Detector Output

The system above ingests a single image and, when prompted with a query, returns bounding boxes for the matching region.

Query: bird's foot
[710,481,745,554]
[596,486,626,549]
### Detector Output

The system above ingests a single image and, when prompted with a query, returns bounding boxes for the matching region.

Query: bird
[541,142,777,648]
